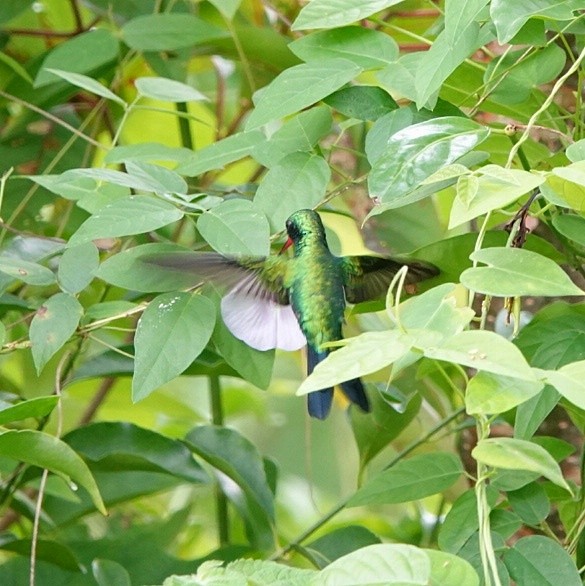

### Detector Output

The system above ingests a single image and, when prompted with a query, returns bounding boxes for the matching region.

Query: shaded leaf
[29,293,83,374]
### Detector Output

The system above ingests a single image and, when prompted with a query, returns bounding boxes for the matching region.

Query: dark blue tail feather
[306,346,370,419]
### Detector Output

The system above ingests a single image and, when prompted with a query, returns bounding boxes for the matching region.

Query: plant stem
[209,374,229,546]
[270,406,465,560]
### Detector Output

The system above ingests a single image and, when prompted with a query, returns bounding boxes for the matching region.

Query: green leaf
[368,116,489,204]
[449,168,544,228]
[566,139,585,162]
[96,243,203,292]
[0,538,83,572]
[289,26,399,69]
[293,0,407,30]
[503,535,581,585]
[552,214,585,247]
[439,489,487,554]
[253,152,331,231]
[316,543,431,585]
[422,329,536,381]
[104,143,193,165]
[324,86,397,120]
[58,242,99,294]
[507,482,550,525]
[425,549,479,586]
[64,422,209,483]
[177,130,265,176]
[349,452,463,506]
[351,388,422,469]
[121,13,228,51]
[0,257,56,286]
[306,526,381,568]
[197,199,270,256]
[208,0,242,19]
[297,331,413,395]
[135,77,207,102]
[415,4,494,108]
[544,360,585,410]
[132,293,216,401]
[211,298,274,390]
[465,372,544,415]
[0,396,59,425]
[252,106,333,167]
[461,247,584,297]
[0,429,106,514]
[472,437,571,493]
[246,59,362,129]
[490,0,581,43]
[29,293,83,375]
[35,29,119,87]
[184,425,275,522]
[484,45,566,105]
[43,68,126,105]
[69,195,183,245]
[92,559,132,586]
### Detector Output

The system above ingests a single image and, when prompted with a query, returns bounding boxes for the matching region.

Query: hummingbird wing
[340,255,439,303]
[142,251,306,352]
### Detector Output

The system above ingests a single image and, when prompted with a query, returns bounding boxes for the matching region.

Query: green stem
[176,102,194,150]
[270,406,465,561]
[209,374,229,546]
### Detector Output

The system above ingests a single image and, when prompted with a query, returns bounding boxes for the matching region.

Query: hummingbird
[144,209,438,419]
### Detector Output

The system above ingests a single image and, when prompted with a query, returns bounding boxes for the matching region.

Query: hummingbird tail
[306,346,370,418]
[339,378,370,413]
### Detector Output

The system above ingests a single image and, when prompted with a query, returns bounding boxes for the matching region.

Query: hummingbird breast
[288,248,346,351]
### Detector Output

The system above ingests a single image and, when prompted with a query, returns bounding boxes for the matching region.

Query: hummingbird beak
[279,237,293,254]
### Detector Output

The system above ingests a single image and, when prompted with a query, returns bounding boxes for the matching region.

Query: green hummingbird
[144,209,438,419]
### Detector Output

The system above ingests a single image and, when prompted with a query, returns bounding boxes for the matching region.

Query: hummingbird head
[284,209,326,245]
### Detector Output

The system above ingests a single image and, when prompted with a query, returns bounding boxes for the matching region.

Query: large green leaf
[507,482,550,525]
[254,152,330,230]
[96,243,201,292]
[134,77,207,102]
[461,247,584,297]
[0,396,58,425]
[422,329,536,381]
[490,0,582,43]
[316,543,430,585]
[29,293,83,375]
[544,360,585,410]
[465,372,544,415]
[348,452,463,506]
[425,549,479,586]
[0,257,56,287]
[246,59,362,129]
[449,168,544,227]
[184,425,275,532]
[297,331,413,395]
[70,195,183,246]
[252,107,332,167]
[177,130,265,176]
[197,199,270,256]
[121,13,228,51]
[368,116,489,204]
[44,68,125,105]
[64,422,209,483]
[35,29,119,87]
[292,0,407,30]
[289,26,398,69]
[0,429,106,514]
[132,293,216,401]
[472,437,571,493]
[57,242,99,294]
[324,86,397,121]
[503,535,581,585]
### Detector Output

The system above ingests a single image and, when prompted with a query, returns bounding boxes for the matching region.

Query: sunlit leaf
[461,247,584,297]
[472,437,571,493]
[132,293,215,401]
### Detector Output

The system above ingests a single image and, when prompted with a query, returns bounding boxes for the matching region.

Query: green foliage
[1,1,585,584]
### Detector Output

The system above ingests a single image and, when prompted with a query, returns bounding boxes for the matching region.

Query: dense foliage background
[1,0,585,584]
